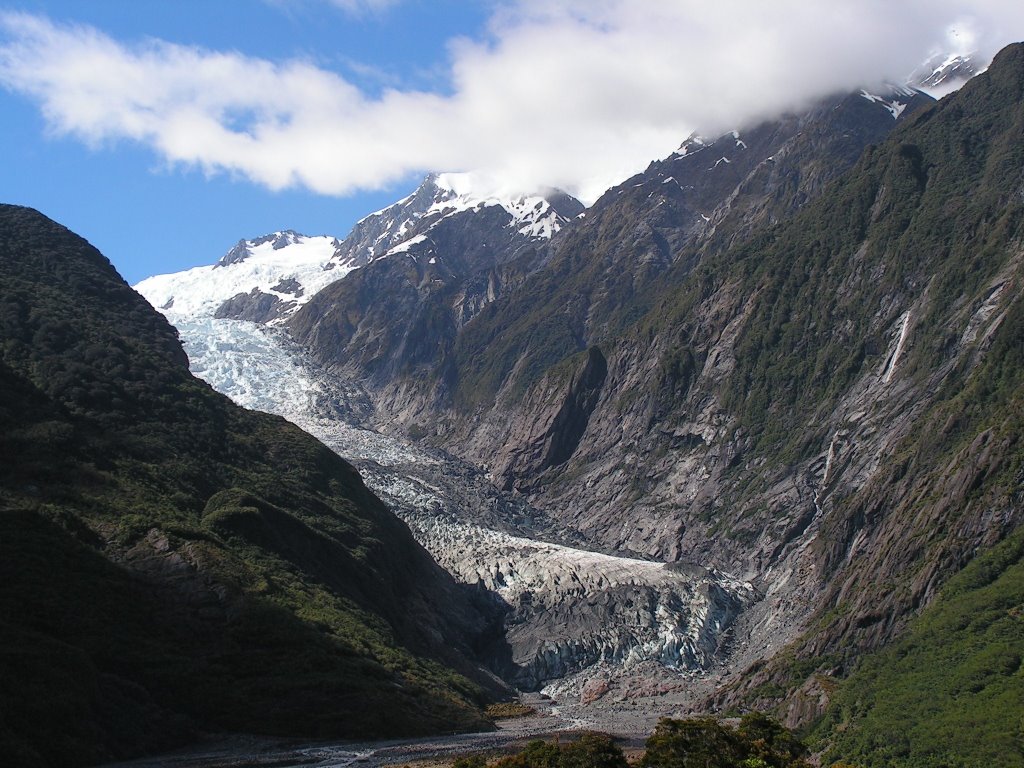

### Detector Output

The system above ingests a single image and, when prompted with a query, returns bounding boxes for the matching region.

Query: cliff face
[288,89,929,428]
[0,205,503,767]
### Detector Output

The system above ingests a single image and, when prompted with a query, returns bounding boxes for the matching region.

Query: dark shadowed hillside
[0,205,505,767]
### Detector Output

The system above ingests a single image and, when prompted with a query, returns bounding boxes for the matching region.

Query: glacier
[134,176,754,690]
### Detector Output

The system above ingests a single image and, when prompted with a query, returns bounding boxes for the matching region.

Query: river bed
[100,695,641,768]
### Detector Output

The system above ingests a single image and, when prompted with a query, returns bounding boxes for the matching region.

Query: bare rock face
[214,288,293,323]
[213,279,308,324]
[487,346,609,490]
[580,678,611,704]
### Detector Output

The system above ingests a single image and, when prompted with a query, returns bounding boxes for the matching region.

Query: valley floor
[98,694,667,768]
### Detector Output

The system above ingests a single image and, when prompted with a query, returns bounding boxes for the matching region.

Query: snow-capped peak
[135,231,347,325]
[423,172,582,241]
[911,51,982,99]
[332,173,583,265]
[136,174,583,328]
[672,133,708,158]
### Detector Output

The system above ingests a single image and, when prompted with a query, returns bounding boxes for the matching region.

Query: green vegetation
[642,714,810,768]
[452,272,585,410]
[0,205,495,766]
[632,47,1024,468]
[452,715,809,768]
[455,732,627,768]
[814,528,1024,768]
[728,268,1024,735]
[484,702,538,719]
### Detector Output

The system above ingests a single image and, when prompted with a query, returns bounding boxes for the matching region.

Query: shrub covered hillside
[0,205,503,767]
[693,40,1024,721]
[812,527,1024,767]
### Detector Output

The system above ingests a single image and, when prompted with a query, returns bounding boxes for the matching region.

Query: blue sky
[2,1,1022,284]
[0,0,492,283]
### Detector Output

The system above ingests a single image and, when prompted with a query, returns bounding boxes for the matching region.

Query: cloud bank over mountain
[2,1,1022,202]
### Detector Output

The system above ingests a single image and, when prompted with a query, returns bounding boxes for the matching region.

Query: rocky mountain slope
[289,86,934,423]
[136,77,957,698]
[288,174,583,402]
[0,205,507,767]
[135,274,756,694]
[450,45,1024,727]
[329,172,584,269]
[287,45,1023,739]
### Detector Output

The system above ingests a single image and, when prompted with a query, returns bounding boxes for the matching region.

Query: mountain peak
[331,172,583,268]
[136,231,344,324]
[137,173,584,328]
[911,50,982,98]
[216,229,328,267]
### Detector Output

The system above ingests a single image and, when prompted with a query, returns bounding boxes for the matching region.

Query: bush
[641,716,810,768]
[453,754,489,768]
[488,734,627,768]
[641,718,744,768]
[559,732,629,768]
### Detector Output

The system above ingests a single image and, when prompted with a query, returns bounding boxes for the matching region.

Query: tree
[736,713,808,767]
[641,718,743,768]
[559,732,628,768]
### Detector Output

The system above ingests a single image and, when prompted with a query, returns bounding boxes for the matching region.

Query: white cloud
[2,2,1023,204]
